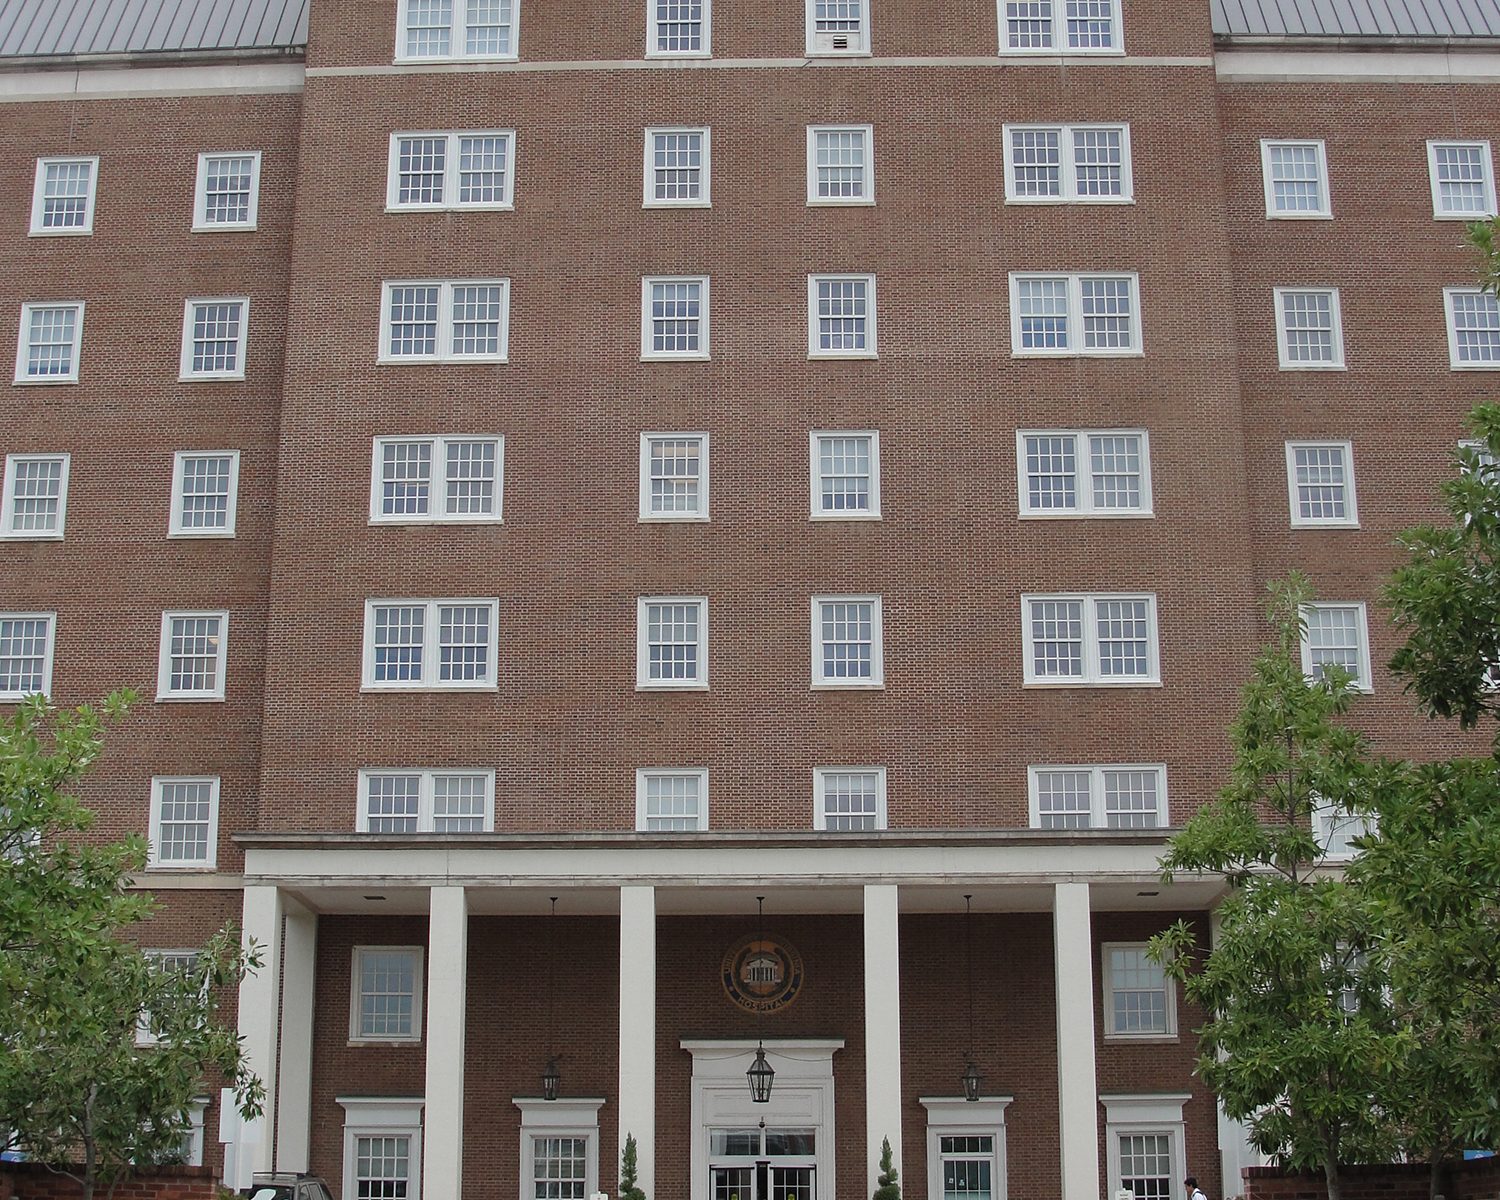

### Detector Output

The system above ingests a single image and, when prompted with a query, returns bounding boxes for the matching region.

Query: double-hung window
[1313,800,1377,860]
[363,599,500,691]
[136,950,203,1045]
[1103,943,1176,1038]
[517,1102,603,1200]
[169,451,241,537]
[639,433,709,521]
[340,1100,425,1200]
[350,946,424,1041]
[396,0,517,60]
[1016,430,1151,517]
[923,1100,1012,1200]
[1261,140,1331,218]
[644,129,710,207]
[1274,288,1344,369]
[806,0,870,55]
[1300,602,1372,692]
[148,777,220,868]
[636,768,709,831]
[1022,593,1159,685]
[0,613,56,700]
[1427,141,1496,219]
[358,769,495,832]
[810,431,880,519]
[180,298,250,380]
[1,453,70,539]
[1001,0,1122,52]
[30,157,98,235]
[1009,274,1141,356]
[648,0,709,56]
[641,277,709,359]
[370,436,503,524]
[387,132,515,210]
[1028,764,1167,829]
[814,766,886,830]
[811,595,884,687]
[1445,287,1500,369]
[381,281,511,363]
[807,126,874,205]
[157,611,229,701]
[808,274,877,358]
[193,152,261,230]
[14,302,84,384]
[1285,441,1357,528]
[1103,1096,1188,1200]
[1004,125,1132,202]
[637,596,708,689]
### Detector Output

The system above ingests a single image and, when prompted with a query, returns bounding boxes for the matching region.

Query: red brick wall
[1243,1159,1500,1200]
[0,1164,217,1200]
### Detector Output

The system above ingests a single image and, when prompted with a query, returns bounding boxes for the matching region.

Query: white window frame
[1273,287,1345,370]
[1102,1094,1190,1200]
[1101,944,1178,1039]
[806,125,876,207]
[357,769,497,833]
[1027,764,1169,829]
[14,301,85,384]
[635,767,710,831]
[0,611,56,700]
[180,1098,208,1165]
[1020,593,1161,686]
[640,276,710,361]
[514,1099,604,1200]
[807,274,878,360]
[1284,440,1358,529]
[178,297,250,381]
[368,435,505,525]
[349,947,425,1043]
[1,452,71,540]
[147,776,221,869]
[997,0,1124,53]
[646,0,711,58]
[1313,800,1377,860]
[394,0,519,62]
[812,765,888,830]
[385,131,516,212]
[361,598,501,692]
[1002,124,1134,203]
[810,594,885,689]
[30,156,99,236]
[1444,286,1500,371]
[156,610,229,702]
[379,280,512,364]
[638,432,710,522]
[1299,601,1374,693]
[192,151,262,231]
[135,951,204,1045]
[1014,429,1153,518]
[920,1097,1013,1200]
[168,450,241,538]
[1260,139,1332,219]
[809,430,881,521]
[339,1099,425,1200]
[1008,273,1143,357]
[805,0,871,56]
[1426,139,1497,220]
[636,595,709,690]
[643,128,712,208]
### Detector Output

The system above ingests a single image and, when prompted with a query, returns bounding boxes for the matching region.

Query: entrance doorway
[708,1127,817,1200]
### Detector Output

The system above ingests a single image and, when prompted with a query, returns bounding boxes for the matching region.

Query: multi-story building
[2,0,1498,1196]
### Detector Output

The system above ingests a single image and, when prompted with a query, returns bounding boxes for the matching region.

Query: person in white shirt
[1185,1175,1209,1200]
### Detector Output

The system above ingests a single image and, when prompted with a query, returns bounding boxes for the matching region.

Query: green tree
[872,1136,900,1200]
[0,693,263,1200]
[1149,576,1402,1200]
[619,1133,647,1200]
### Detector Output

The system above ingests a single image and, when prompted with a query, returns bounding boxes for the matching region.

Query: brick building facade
[1,0,1497,1198]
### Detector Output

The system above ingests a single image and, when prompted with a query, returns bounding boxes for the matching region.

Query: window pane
[533,1136,587,1200]
[1036,769,1091,829]
[382,442,433,517]
[1305,606,1362,685]
[816,278,869,352]
[398,137,447,204]
[373,605,425,682]
[814,0,862,33]
[645,773,702,831]
[366,775,420,834]
[202,155,255,224]
[821,770,878,831]
[1006,0,1054,47]
[818,436,873,513]
[819,600,874,679]
[1269,144,1323,213]
[1074,128,1124,195]
[437,604,492,682]
[1292,444,1347,521]
[405,0,453,56]
[189,302,244,374]
[1081,277,1133,350]
[651,281,702,353]
[25,306,78,378]
[1103,769,1159,829]
[1452,291,1500,364]
[8,458,64,533]
[40,160,92,229]
[458,135,509,204]
[1095,599,1149,677]
[1025,435,1078,510]
[0,617,49,694]
[652,131,704,202]
[1029,598,1084,677]
[1434,144,1488,214]
[450,285,504,356]
[815,130,867,200]
[466,0,513,56]
[433,773,488,832]
[1065,0,1114,48]
[655,0,704,51]
[388,286,440,357]
[1018,278,1069,349]
[1089,434,1142,509]
[1011,129,1061,197]
[168,615,223,693]
[1280,291,1336,363]
[649,437,703,514]
[178,455,234,530]
[941,1155,993,1200]
[1110,946,1169,1033]
[359,952,416,1038]
[1119,1133,1172,1200]
[445,439,498,515]
[156,780,214,862]
[357,1135,411,1200]
[647,602,701,681]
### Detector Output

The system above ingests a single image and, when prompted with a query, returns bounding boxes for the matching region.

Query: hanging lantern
[747,1044,775,1103]
[962,1057,983,1102]
[542,1056,561,1101]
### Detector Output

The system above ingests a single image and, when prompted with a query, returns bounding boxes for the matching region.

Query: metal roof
[0,0,308,59]
[1212,0,1500,39]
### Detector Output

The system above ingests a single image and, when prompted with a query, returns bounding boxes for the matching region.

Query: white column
[1054,882,1100,1200]
[275,900,317,1172]
[424,886,469,1200]
[234,885,285,1188]
[864,884,904,1197]
[618,886,657,1199]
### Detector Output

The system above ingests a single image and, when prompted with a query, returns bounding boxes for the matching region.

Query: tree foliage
[619,1133,647,1200]
[872,1137,900,1200]
[0,693,263,1200]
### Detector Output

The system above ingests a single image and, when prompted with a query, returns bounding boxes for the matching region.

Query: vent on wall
[815,30,854,50]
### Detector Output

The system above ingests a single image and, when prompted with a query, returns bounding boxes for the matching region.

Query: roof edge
[0,44,305,72]
[1214,33,1500,50]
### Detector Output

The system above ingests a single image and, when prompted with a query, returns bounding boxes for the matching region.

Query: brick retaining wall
[1244,1159,1500,1200]
[0,1163,218,1200]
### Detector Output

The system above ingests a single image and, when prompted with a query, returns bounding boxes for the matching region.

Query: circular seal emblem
[721,934,806,1014]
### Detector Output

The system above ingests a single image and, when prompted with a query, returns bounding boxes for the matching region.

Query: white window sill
[168,530,237,539]
[145,863,219,873]
[807,197,876,207]
[645,49,712,59]
[638,514,711,523]
[1017,510,1153,520]
[191,223,259,233]
[1104,1032,1178,1043]
[361,684,499,694]
[636,682,710,692]
[349,1037,422,1046]
[385,204,514,214]
[1278,363,1346,372]
[155,694,227,703]
[178,373,247,383]
[805,49,873,58]
[641,353,711,362]
[1450,362,1500,371]
[368,517,504,527]
[1022,679,1163,688]
[12,377,80,386]
[808,351,878,361]
[642,200,712,210]
[811,680,885,690]
[999,46,1126,56]
[27,228,93,238]
[1265,212,1333,221]
[393,53,519,65]
[1434,211,1497,221]
[1005,196,1135,206]
[0,531,65,541]
[810,511,882,521]
[377,356,510,366]
[1290,520,1360,530]
[1011,349,1144,359]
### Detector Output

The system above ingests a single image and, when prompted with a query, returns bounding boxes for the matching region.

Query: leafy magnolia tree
[1149,576,1402,1200]
[0,693,263,1200]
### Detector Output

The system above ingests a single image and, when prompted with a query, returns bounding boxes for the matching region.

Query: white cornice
[0,61,304,102]
[1216,46,1500,81]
